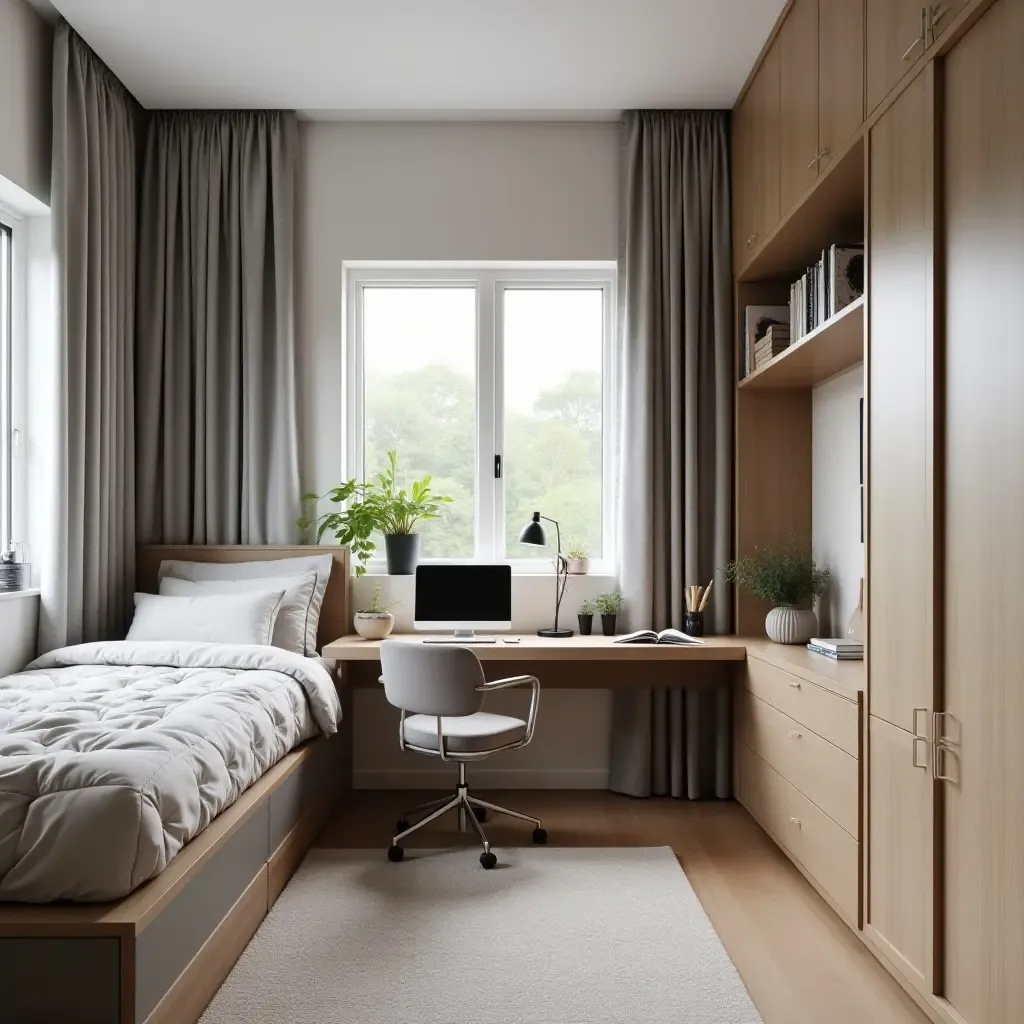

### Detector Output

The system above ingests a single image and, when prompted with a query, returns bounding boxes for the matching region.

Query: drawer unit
[744,654,859,756]
[738,742,859,924]
[738,688,859,838]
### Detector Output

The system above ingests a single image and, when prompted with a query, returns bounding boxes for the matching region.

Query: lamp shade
[517,512,547,547]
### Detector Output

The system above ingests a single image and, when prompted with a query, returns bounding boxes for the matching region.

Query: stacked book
[790,244,864,341]
[807,638,863,661]
[753,323,790,370]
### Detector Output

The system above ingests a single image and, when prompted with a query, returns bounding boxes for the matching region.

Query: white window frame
[0,205,25,554]
[343,261,617,575]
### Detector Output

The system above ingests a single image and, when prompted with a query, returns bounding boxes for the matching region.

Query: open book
[613,628,704,646]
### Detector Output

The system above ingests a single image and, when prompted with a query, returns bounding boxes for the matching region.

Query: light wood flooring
[318,790,930,1024]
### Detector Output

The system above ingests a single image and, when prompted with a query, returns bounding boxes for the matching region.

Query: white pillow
[158,554,334,654]
[159,573,317,656]
[127,591,285,646]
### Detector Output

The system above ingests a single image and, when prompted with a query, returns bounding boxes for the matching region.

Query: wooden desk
[322,634,747,689]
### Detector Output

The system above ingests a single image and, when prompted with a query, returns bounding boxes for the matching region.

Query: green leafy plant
[566,538,590,561]
[298,449,454,576]
[579,599,595,616]
[595,591,624,615]
[722,539,830,607]
[356,583,398,615]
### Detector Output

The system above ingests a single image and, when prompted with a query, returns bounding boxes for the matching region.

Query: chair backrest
[379,640,486,717]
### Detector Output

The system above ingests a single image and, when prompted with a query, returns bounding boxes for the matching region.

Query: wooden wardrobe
[868,1,1024,1022]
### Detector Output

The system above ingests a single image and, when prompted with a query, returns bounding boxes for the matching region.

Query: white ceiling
[40,0,783,118]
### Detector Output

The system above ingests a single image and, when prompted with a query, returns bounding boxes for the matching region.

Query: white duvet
[0,641,342,903]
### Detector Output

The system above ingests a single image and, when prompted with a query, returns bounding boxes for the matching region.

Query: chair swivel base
[388,768,548,869]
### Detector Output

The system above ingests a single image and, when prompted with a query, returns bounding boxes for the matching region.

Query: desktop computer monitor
[414,564,512,641]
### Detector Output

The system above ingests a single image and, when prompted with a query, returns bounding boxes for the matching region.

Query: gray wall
[297,120,620,787]
[0,0,52,204]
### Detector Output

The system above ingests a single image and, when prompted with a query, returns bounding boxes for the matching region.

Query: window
[346,265,616,570]
[0,219,12,551]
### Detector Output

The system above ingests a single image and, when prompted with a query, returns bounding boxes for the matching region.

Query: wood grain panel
[867,71,936,731]
[779,0,820,213]
[866,0,928,114]
[866,715,934,997]
[818,0,866,171]
[732,86,754,266]
[750,41,782,246]
[744,655,860,756]
[738,690,859,836]
[943,3,1024,1019]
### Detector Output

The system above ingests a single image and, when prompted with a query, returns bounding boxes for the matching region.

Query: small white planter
[567,557,590,575]
[353,612,395,640]
[765,605,818,645]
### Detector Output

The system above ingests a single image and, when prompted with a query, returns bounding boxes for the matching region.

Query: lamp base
[537,627,574,638]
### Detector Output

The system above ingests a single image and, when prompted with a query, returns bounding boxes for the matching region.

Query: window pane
[0,225,11,551]
[503,289,604,561]
[363,287,476,559]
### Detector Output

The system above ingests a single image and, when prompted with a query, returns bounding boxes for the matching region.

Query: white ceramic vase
[353,612,395,640]
[567,557,590,575]
[765,605,818,645]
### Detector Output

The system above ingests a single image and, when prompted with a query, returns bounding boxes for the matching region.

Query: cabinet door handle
[788,730,803,739]
[787,679,802,689]
[789,817,802,828]
[930,4,951,39]
[911,706,930,768]
[933,743,960,785]
[806,154,819,169]
[902,8,927,60]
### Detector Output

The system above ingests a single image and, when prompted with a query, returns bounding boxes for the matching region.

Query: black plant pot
[601,614,617,637]
[578,613,593,636]
[385,534,420,575]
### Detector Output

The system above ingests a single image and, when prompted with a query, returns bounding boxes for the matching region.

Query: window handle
[494,454,502,479]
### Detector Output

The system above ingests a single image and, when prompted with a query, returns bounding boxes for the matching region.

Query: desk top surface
[322,633,749,662]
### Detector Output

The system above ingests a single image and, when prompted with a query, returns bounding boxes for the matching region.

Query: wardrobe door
[944,2,1024,1020]
[866,0,927,114]
[732,88,753,270]
[866,68,937,996]
[779,0,819,214]
[749,42,782,250]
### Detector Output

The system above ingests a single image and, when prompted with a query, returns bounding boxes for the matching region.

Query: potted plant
[595,592,624,636]
[299,449,453,576]
[353,584,397,640]
[578,599,595,635]
[723,540,830,644]
[566,539,591,575]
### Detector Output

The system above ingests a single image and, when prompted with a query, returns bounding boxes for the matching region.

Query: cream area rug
[202,847,762,1024]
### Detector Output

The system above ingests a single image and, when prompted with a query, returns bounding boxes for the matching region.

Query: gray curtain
[136,111,300,544]
[44,25,139,648]
[610,111,734,799]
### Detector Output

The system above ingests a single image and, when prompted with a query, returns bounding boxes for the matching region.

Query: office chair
[379,639,547,869]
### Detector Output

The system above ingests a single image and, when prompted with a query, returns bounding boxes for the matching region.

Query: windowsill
[356,573,618,582]
[0,587,40,604]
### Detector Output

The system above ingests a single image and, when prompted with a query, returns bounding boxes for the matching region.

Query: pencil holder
[684,611,704,637]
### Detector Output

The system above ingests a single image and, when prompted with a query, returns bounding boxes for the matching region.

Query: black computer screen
[414,565,512,623]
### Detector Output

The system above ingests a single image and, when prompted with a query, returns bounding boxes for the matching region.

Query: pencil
[698,579,714,612]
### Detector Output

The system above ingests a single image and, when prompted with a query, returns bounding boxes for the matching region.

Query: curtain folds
[609,110,734,799]
[44,24,139,648]
[136,110,300,545]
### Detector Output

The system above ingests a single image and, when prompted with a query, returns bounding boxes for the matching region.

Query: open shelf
[739,295,864,391]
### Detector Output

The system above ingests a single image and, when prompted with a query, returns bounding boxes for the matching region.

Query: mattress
[0,641,342,902]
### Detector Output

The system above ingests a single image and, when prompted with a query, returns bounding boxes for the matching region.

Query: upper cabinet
[818,0,865,174]
[779,0,819,214]
[867,2,968,115]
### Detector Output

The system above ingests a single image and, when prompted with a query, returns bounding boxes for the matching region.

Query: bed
[0,545,352,1024]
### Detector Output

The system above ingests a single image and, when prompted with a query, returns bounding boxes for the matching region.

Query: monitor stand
[422,629,498,644]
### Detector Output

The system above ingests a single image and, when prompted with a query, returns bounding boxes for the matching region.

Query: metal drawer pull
[902,7,927,60]
[933,710,960,746]
[789,817,802,828]
[912,706,930,769]
[788,730,803,739]
[787,679,802,689]
[933,743,960,785]
[807,154,819,168]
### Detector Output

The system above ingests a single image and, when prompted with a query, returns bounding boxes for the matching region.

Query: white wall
[0,0,51,205]
[297,120,620,786]
[812,365,865,637]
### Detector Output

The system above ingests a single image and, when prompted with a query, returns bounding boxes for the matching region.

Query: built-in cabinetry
[735,2,1020,1022]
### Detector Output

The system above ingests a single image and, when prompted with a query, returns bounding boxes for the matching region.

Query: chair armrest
[476,675,540,744]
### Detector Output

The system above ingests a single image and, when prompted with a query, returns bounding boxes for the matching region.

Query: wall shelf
[739,295,864,391]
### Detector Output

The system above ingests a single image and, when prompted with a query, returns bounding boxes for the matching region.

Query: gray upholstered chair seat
[402,712,527,753]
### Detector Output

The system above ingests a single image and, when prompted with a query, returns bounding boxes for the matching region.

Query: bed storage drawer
[738,742,859,923]
[737,688,859,838]
[744,654,859,756]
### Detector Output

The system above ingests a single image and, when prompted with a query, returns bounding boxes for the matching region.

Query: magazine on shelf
[613,628,705,646]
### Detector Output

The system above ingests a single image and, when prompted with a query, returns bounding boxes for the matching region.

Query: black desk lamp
[518,511,573,638]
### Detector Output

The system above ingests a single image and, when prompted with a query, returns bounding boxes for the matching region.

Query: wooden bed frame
[0,545,352,1024]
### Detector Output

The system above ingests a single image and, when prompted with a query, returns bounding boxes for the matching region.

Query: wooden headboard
[136,545,350,650]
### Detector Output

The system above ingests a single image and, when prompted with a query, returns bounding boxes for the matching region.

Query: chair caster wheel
[388,844,404,863]
[473,807,487,822]
[532,827,548,845]
[395,819,410,833]
[480,851,497,870]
